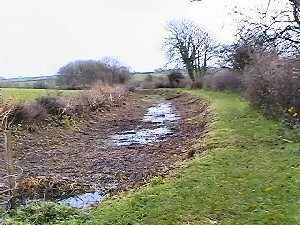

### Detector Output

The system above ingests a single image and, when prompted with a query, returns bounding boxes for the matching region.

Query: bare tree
[191,0,300,54]
[56,60,105,89]
[163,19,218,81]
[196,32,219,75]
[56,59,131,89]
[100,57,131,84]
[219,23,274,70]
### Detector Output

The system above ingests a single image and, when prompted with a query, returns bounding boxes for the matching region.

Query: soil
[0,91,210,201]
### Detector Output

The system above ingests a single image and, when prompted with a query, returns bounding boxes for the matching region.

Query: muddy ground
[0,91,210,201]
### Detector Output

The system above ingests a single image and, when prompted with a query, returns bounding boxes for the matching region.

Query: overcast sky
[0,0,272,78]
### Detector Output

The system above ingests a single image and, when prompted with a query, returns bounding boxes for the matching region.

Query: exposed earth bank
[6,91,210,201]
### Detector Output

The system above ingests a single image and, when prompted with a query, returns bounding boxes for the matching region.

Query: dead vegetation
[16,176,91,201]
[10,82,128,126]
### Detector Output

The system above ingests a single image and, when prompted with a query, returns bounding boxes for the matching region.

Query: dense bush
[191,77,204,89]
[178,77,193,88]
[141,75,170,89]
[12,102,48,124]
[168,72,184,87]
[139,74,192,89]
[244,53,300,126]
[36,93,68,115]
[194,55,299,126]
[69,82,126,113]
[201,69,243,91]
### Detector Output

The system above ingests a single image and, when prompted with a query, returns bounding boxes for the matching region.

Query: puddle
[111,102,180,146]
[12,192,105,210]
[143,103,180,124]
[58,192,104,208]
[111,127,174,146]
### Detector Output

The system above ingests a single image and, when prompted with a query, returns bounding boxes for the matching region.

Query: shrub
[141,75,170,89]
[192,77,204,89]
[244,52,300,126]
[126,79,142,92]
[36,93,68,115]
[167,72,184,87]
[202,69,243,91]
[69,82,125,113]
[178,77,193,88]
[139,74,192,89]
[11,102,48,124]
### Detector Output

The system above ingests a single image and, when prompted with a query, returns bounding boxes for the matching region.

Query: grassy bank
[6,90,300,224]
[0,88,78,101]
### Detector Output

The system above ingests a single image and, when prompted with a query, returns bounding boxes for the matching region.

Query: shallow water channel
[111,102,180,146]
[59,102,180,208]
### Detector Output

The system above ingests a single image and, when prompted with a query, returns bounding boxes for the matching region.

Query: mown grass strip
[7,90,300,225]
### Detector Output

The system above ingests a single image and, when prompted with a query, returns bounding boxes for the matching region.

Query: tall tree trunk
[186,62,195,82]
[202,48,208,75]
[197,49,201,76]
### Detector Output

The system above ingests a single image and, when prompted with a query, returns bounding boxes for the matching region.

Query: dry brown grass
[10,83,128,125]
[17,176,91,200]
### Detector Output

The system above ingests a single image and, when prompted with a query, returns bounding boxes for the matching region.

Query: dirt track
[2,91,210,200]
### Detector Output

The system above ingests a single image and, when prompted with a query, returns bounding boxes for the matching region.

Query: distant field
[132,73,168,81]
[0,78,57,89]
[132,74,148,81]
[0,88,78,101]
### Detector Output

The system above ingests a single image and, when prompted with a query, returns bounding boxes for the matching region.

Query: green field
[0,88,78,102]
[0,78,57,89]
[6,90,300,224]
[132,73,168,81]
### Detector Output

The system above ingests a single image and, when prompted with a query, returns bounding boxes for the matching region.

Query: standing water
[111,102,180,146]
[58,192,104,208]
[143,103,180,124]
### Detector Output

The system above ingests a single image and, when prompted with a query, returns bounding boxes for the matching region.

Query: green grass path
[7,90,300,224]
